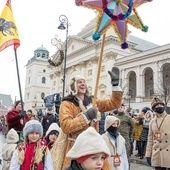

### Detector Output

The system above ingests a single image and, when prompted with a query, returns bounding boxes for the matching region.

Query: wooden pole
[91,33,106,132]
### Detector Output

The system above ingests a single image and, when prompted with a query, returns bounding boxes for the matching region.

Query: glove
[84,108,98,120]
[20,111,26,117]
[108,66,120,86]
[146,157,151,166]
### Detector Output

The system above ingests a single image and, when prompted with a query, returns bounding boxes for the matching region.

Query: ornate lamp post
[127,92,131,109]
[58,15,69,98]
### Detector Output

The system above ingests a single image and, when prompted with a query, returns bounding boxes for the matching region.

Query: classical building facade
[24,20,170,113]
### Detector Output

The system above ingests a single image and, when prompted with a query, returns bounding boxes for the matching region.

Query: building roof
[128,35,159,51]
[0,93,13,108]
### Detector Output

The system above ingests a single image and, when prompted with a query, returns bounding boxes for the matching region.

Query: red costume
[6,108,30,131]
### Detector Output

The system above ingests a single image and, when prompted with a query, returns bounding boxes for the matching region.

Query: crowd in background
[0,66,169,170]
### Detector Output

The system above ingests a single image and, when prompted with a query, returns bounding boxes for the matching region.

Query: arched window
[42,77,46,84]
[41,92,45,99]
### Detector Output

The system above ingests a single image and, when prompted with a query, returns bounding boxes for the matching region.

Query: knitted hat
[47,107,53,111]
[45,123,60,137]
[23,120,43,138]
[14,100,21,108]
[66,127,110,159]
[69,75,87,95]
[151,97,164,110]
[6,128,19,144]
[141,107,150,114]
[105,115,120,131]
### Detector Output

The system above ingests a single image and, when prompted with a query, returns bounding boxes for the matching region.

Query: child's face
[28,132,41,143]
[81,153,105,170]
[49,134,58,143]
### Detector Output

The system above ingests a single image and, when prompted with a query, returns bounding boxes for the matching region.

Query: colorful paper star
[75,0,153,49]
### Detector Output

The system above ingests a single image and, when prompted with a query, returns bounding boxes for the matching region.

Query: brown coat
[60,91,123,169]
[145,112,170,168]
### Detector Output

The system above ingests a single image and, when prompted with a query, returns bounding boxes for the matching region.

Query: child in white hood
[2,128,19,170]
[66,127,111,170]
[102,115,129,170]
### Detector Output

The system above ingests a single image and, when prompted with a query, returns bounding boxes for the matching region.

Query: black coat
[65,160,84,170]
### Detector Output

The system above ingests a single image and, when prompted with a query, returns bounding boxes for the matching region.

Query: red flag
[0,0,20,52]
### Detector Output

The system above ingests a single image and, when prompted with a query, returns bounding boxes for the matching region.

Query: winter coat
[59,91,123,169]
[2,128,19,170]
[145,112,170,168]
[6,108,29,131]
[99,113,106,135]
[102,132,129,170]
[116,112,134,157]
[65,160,84,170]
[133,117,143,141]
[42,113,57,136]
[140,118,151,141]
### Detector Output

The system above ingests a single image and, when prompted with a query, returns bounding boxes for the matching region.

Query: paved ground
[0,132,153,170]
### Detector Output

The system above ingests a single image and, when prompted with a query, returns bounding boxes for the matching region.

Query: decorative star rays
[75,0,153,49]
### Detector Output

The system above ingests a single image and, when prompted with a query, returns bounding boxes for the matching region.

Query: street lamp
[127,92,131,109]
[58,15,69,98]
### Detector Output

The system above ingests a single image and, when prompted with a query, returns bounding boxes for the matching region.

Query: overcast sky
[0,0,169,101]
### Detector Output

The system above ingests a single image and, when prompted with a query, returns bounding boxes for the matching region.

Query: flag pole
[14,49,25,124]
[92,33,106,132]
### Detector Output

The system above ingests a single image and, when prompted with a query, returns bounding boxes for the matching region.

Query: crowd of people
[0,66,169,170]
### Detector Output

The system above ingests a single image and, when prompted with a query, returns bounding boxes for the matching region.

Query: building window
[28,77,30,84]
[42,77,46,84]
[43,69,46,73]
[101,66,105,72]
[37,53,40,57]
[26,93,30,100]
[41,92,45,99]
[72,45,74,50]
[88,69,92,76]
[42,53,45,58]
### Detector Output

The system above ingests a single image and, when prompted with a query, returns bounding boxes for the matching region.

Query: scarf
[21,142,37,170]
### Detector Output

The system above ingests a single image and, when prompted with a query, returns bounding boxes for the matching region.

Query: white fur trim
[45,123,60,136]
[105,115,120,131]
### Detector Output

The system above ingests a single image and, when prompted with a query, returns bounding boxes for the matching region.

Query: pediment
[99,83,106,89]
[67,36,93,55]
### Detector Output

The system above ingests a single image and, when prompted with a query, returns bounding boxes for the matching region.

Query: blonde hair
[17,139,47,165]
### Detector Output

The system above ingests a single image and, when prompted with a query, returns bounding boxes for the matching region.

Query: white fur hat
[23,120,43,138]
[45,123,60,136]
[69,75,86,95]
[105,115,120,131]
[66,127,110,159]
[7,128,19,144]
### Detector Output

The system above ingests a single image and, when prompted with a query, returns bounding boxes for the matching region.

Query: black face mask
[107,126,118,136]
[154,107,165,114]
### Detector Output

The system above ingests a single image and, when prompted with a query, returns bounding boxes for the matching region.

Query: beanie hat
[69,75,87,95]
[47,107,53,111]
[142,107,150,114]
[66,127,110,159]
[23,120,43,138]
[105,115,120,131]
[151,97,164,110]
[45,123,60,137]
[14,100,21,108]
[6,128,19,144]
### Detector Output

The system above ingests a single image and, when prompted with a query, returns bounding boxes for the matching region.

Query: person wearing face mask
[145,97,170,170]
[102,116,129,170]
